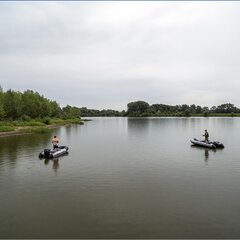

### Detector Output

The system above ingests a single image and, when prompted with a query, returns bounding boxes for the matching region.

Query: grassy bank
[0,118,84,135]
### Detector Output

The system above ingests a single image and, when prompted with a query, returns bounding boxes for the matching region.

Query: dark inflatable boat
[190,138,224,149]
[39,146,69,158]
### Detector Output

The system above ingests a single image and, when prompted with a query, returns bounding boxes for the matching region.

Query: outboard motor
[44,149,51,158]
[212,141,224,148]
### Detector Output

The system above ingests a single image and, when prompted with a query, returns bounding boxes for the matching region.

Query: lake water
[0,117,240,238]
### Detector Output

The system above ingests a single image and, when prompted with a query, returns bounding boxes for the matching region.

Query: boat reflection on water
[41,151,68,172]
[52,158,59,172]
[43,158,60,172]
[44,158,50,165]
[204,149,209,162]
[191,145,217,163]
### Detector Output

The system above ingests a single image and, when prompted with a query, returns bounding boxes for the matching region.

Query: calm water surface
[0,117,240,238]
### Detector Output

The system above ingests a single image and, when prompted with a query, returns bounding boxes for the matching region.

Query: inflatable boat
[190,138,224,149]
[39,146,69,158]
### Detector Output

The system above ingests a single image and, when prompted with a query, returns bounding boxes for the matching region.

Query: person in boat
[52,135,59,149]
[203,130,209,142]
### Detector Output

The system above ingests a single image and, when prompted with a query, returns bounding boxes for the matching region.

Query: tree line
[76,101,240,117]
[79,107,126,117]
[0,87,81,120]
[1,86,239,119]
[126,101,240,117]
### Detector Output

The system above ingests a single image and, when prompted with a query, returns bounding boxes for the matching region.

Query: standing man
[52,135,59,149]
[203,130,209,142]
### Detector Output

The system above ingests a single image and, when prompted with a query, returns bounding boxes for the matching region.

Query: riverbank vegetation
[0,87,83,133]
[0,118,83,134]
[126,101,240,117]
[79,101,240,117]
[79,107,126,117]
[1,85,240,135]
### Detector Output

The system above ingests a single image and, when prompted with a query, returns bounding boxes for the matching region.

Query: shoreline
[0,131,31,137]
[0,118,85,138]
[0,124,61,138]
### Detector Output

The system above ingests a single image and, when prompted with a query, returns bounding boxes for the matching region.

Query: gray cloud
[1,2,240,110]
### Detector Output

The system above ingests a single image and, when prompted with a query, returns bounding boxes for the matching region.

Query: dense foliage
[1,86,239,119]
[77,101,240,117]
[127,101,150,116]
[79,107,126,117]
[0,88,81,120]
[127,101,240,117]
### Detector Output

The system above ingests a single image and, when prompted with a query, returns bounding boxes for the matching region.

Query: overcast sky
[0,1,240,110]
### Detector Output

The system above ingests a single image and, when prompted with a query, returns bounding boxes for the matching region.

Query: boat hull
[190,138,224,149]
[39,146,69,158]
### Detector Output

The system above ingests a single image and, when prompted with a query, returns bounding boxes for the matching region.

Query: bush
[21,115,31,121]
[141,112,151,117]
[203,111,209,117]
[12,120,45,127]
[41,117,51,125]
[50,118,65,125]
[0,121,13,127]
[20,127,50,134]
[0,125,15,132]
[184,109,191,117]
[31,127,50,134]
[50,118,82,125]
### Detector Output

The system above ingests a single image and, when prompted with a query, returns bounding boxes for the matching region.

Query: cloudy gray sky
[0,1,240,110]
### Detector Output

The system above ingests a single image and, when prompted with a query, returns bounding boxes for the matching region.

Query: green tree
[215,103,238,113]
[184,109,191,117]
[196,105,202,114]
[0,90,5,119]
[190,104,196,113]
[22,90,40,118]
[210,106,216,112]
[203,110,209,117]
[127,101,150,116]
[62,105,81,119]
[181,104,190,112]
[49,101,61,118]
[3,90,23,120]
